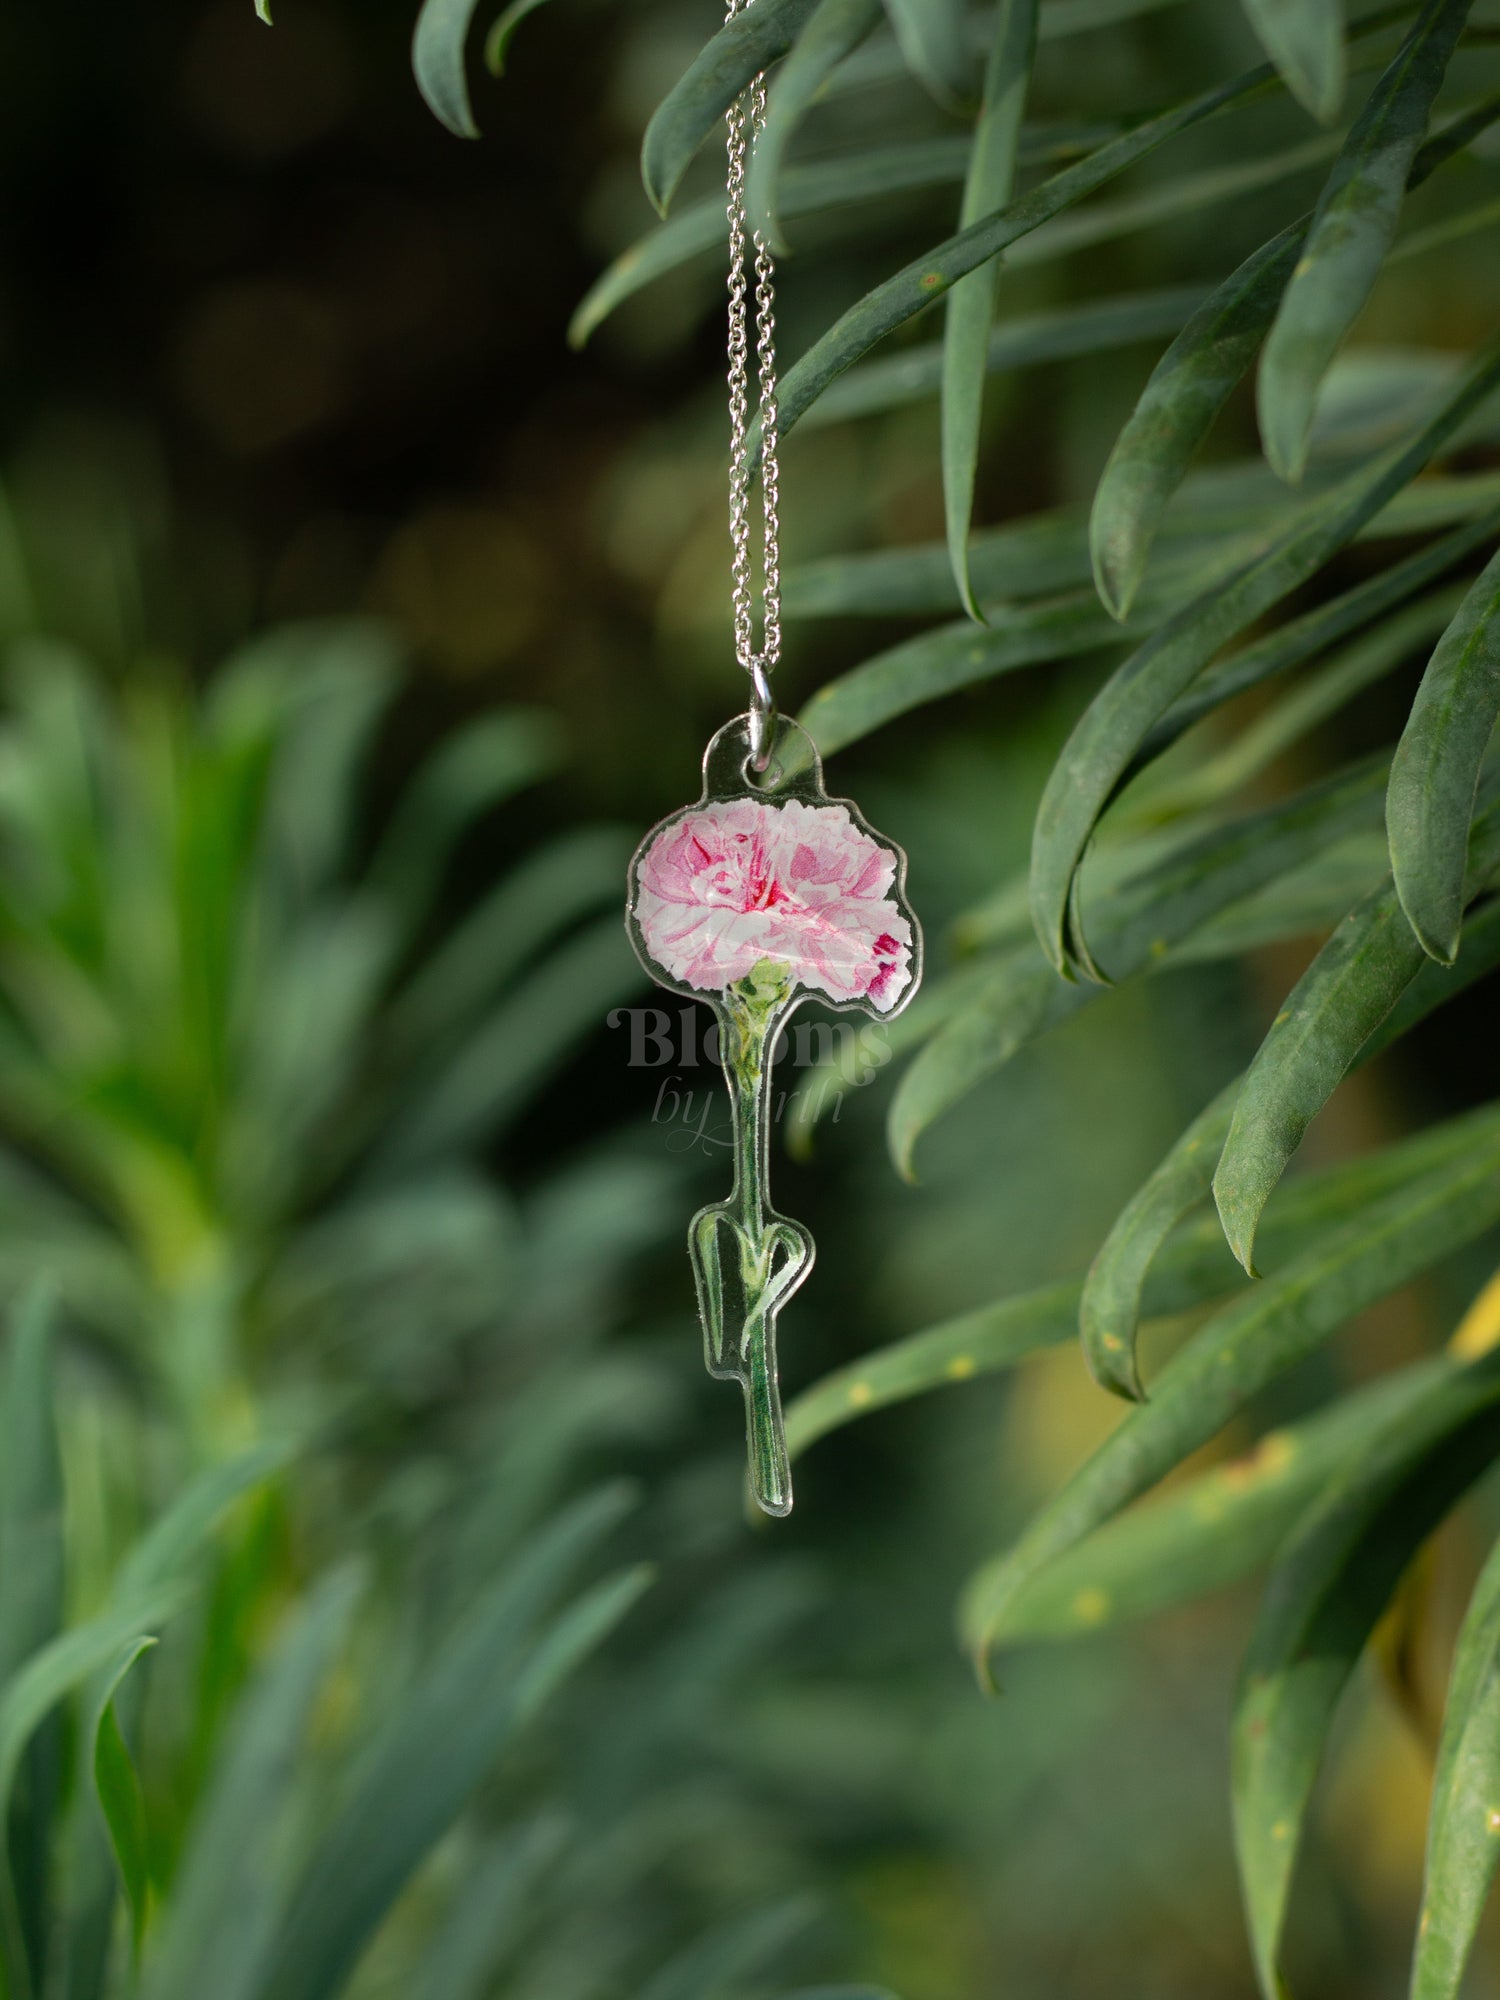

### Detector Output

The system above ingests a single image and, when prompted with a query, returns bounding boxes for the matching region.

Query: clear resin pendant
[627,712,922,1517]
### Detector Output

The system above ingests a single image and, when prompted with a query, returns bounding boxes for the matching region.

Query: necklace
[626,1,922,1517]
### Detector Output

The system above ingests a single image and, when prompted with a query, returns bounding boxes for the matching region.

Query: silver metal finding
[747,656,775,772]
[726,0,782,713]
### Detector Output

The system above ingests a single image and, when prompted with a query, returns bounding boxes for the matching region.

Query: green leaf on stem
[1257,0,1471,482]
[942,0,1038,618]
[1389,545,1500,963]
[1239,0,1345,122]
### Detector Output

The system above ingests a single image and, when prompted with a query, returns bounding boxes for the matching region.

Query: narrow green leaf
[892,758,1387,1175]
[1240,0,1346,121]
[142,1567,365,2000]
[87,1641,156,1960]
[641,0,820,216]
[785,1280,1082,1460]
[1031,338,1500,977]
[110,1443,292,1606]
[1257,0,1471,482]
[806,286,1206,428]
[254,0,272,19]
[1389,545,1500,962]
[768,52,1282,440]
[942,0,1038,618]
[745,0,886,252]
[485,0,555,73]
[1083,889,1500,1394]
[258,1490,644,2000]
[1082,1081,1241,1401]
[1090,221,1306,619]
[412,0,488,138]
[882,0,974,107]
[1000,1357,1449,1641]
[1411,1529,1500,2000]
[1213,798,1500,1272]
[961,1102,1500,1674]
[1232,1359,1500,2000]
[0,1284,64,2000]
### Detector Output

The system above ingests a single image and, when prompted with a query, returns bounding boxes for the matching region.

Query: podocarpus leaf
[1389,545,1500,962]
[745,0,886,252]
[419,1818,568,2000]
[998,1357,1448,1641]
[257,1487,647,2000]
[766,52,1283,440]
[1214,798,1500,1273]
[941,0,1037,617]
[1031,337,1500,978]
[412,0,489,138]
[1082,893,1500,1394]
[1411,1528,1500,2000]
[786,1107,1463,1462]
[806,286,1206,428]
[1082,1080,1241,1400]
[485,0,557,74]
[960,1102,1500,1676]
[641,0,820,216]
[1089,222,1306,620]
[1257,0,1472,483]
[1240,0,1346,122]
[1232,1358,1500,2000]
[891,758,1388,1175]
[882,0,974,108]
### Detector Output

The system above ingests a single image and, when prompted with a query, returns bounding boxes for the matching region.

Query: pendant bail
[747,656,776,773]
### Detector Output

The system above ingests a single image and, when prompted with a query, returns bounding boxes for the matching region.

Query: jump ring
[747,656,775,772]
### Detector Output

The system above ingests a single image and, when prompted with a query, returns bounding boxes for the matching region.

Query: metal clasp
[747,656,776,773]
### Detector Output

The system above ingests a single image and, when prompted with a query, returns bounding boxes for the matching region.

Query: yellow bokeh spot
[1072,1588,1110,1626]
[849,1381,874,1408]
[947,1355,976,1381]
[1450,1268,1500,1358]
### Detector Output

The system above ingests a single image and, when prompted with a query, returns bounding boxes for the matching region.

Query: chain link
[725,0,781,697]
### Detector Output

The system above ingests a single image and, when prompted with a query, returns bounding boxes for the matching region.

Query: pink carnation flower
[635,796,913,1010]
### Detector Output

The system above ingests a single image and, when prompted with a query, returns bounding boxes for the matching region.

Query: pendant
[626,712,922,1517]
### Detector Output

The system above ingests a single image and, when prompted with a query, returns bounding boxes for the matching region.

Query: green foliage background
[3,0,1500,1994]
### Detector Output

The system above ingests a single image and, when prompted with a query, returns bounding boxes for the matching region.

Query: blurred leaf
[1090,221,1305,620]
[571,137,970,346]
[111,1443,293,1605]
[86,1639,155,1960]
[638,1897,818,2000]
[142,1566,365,2000]
[961,1102,1500,1675]
[1240,0,1345,121]
[1031,338,1500,978]
[1231,1356,1500,2000]
[485,0,556,73]
[882,0,974,107]
[418,1816,567,2000]
[998,1357,1448,1641]
[258,1487,647,2000]
[413,0,490,137]
[0,1284,63,2000]
[365,708,564,943]
[0,1591,183,2000]
[385,825,632,1059]
[374,913,642,1174]
[1213,800,1500,1273]
[1389,546,1500,963]
[642,0,820,216]
[1257,0,1469,482]
[942,0,1037,617]
[1411,1528,1500,2000]
[747,0,885,253]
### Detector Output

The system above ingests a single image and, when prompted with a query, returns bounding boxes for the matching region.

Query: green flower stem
[691,961,812,1517]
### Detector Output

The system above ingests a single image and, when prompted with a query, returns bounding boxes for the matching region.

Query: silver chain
[725,0,781,726]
